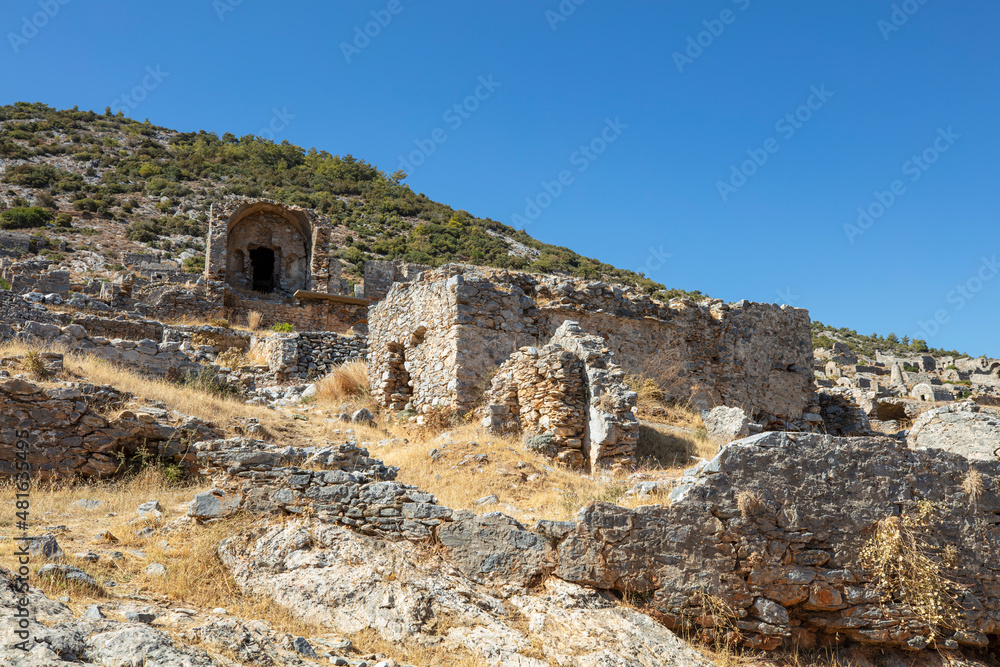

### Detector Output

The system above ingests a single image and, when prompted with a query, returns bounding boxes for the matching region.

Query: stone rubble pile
[0,376,219,478]
[482,320,638,471]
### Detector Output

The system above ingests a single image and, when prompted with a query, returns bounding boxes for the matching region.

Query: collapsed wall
[252,331,368,380]
[0,377,219,478]
[369,265,812,423]
[482,320,639,472]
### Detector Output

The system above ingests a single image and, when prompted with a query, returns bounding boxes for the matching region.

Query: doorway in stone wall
[249,247,276,292]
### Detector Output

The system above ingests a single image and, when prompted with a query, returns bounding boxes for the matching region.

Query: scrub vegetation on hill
[0,101,703,300]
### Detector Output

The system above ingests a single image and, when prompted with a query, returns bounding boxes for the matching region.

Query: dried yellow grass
[962,468,984,503]
[246,309,263,332]
[0,340,275,431]
[735,489,764,518]
[315,360,369,404]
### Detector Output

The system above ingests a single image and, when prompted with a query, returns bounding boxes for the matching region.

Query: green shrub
[182,256,205,273]
[270,322,293,333]
[812,334,837,350]
[73,198,99,212]
[0,206,53,230]
[53,212,73,228]
[0,278,11,290]
[2,164,63,188]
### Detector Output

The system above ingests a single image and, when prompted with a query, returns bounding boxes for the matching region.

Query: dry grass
[315,360,369,404]
[354,419,667,523]
[703,645,854,667]
[0,468,336,651]
[0,340,277,432]
[636,422,716,467]
[246,309,263,332]
[735,489,764,518]
[349,627,488,667]
[858,501,962,641]
[962,468,984,503]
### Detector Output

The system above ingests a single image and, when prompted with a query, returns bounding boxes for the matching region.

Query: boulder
[703,405,752,445]
[188,489,242,520]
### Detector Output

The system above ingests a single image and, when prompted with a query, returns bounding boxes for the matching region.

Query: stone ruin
[369,264,813,427]
[198,198,370,333]
[817,344,1000,435]
[481,320,639,472]
[205,198,339,295]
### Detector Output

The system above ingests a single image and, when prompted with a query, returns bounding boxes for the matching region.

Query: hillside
[0,101,707,301]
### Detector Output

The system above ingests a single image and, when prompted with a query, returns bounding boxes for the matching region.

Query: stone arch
[225,201,314,293]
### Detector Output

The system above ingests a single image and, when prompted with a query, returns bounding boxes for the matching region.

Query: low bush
[0,206,53,229]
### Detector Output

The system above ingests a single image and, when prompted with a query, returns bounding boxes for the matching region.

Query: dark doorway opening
[249,247,275,292]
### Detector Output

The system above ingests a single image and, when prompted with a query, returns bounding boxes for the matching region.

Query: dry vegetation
[314,359,368,404]
[0,342,730,665]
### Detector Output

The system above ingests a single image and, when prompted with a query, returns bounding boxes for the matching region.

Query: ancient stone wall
[370,265,813,423]
[163,324,251,353]
[0,290,55,333]
[196,438,447,541]
[545,431,1000,651]
[363,259,431,302]
[369,274,459,411]
[0,258,69,295]
[55,314,164,342]
[18,320,200,377]
[0,377,219,478]
[229,299,367,335]
[0,231,31,258]
[252,331,368,380]
[482,320,638,472]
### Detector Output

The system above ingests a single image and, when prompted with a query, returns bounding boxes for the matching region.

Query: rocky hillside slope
[0,102,705,302]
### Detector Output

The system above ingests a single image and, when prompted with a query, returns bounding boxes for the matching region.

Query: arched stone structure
[204,198,338,295]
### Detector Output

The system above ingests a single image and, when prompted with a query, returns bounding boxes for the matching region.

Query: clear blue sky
[2,1,998,355]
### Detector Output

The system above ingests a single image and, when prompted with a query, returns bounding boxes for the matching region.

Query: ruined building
[368,265,814,467]
[205,198,339,295]
[192,198,368,332]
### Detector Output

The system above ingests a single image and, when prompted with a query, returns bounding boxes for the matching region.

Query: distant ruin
[369,264,814,431]
[206,199,338,295]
